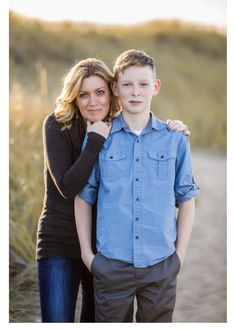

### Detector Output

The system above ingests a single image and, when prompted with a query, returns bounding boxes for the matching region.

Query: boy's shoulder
[152,115,176,135]
[153,117,168,129]
[153,114,187,139]
[152,115,189,154]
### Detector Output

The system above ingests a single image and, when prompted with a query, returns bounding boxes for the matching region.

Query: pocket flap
[100,151,126,161]
[148,151,176,160]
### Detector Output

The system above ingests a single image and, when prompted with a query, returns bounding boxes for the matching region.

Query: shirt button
[136,198,139,202]
[137,140,139,143]
[110,156,113,159]
[135,178,139,181]
[136,158,139,161]
[135,217,139,221]
[161,155,164,159]
[135,236,139,239]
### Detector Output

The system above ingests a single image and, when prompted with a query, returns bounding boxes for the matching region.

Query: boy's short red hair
[113,49,157,81]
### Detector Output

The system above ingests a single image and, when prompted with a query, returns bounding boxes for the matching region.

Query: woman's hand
[166,119,191,136]
[87,120,112,139]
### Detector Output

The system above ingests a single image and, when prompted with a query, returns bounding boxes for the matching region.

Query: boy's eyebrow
[121,79,150,82]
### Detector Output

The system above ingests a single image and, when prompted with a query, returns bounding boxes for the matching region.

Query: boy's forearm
[176,198,195,266]
[74,195,94,270]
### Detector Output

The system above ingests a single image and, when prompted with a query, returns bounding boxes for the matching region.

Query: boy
[74,49,199,322]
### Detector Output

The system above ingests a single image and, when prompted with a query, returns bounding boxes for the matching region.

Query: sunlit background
[6,0,230,324]
[9,0,226,28]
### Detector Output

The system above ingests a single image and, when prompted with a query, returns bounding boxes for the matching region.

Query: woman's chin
[86,115,105,123]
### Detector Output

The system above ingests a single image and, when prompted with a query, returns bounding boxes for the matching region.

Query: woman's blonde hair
[54,58,120,129]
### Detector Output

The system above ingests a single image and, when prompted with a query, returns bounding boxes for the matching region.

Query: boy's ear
[111,81,119,96]
[153,79,161,96]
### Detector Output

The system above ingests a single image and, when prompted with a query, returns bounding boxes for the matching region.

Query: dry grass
[9,11,226,322]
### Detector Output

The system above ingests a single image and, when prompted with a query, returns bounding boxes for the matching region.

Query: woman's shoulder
[43,112,85,146]
[43,112,63,131]
[44,112,56,125]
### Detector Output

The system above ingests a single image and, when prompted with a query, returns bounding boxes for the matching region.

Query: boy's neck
[121,110,150,131]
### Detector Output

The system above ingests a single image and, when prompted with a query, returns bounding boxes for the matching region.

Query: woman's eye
[79,93,88,98]
[97,90,105,95]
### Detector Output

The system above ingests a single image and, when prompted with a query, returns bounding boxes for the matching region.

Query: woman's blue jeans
[37,256,95,322]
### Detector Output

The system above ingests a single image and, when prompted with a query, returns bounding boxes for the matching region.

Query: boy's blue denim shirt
[79,113,199,268]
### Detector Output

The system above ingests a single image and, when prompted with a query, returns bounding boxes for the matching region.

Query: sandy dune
[173,150,226,322]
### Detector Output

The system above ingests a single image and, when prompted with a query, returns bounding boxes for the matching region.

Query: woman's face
[76,75,111,122]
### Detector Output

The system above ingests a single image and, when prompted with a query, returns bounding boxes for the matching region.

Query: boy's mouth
[129,101,142,105]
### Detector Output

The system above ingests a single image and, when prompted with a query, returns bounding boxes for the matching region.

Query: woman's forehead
[80,75,108,90]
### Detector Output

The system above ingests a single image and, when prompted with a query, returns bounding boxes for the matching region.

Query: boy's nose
[132,88,140,96]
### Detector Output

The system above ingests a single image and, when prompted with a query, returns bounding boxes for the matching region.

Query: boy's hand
[82,252,95,272]
[167,119,191,136]
[176,249,185,269]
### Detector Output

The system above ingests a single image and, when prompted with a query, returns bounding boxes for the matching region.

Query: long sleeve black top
[36,113,105,260]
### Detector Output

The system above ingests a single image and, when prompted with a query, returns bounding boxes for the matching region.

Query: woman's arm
[43,115,105,199]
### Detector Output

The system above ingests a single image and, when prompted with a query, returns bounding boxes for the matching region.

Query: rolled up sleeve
[78,162,99,205]
[175,135,200,206]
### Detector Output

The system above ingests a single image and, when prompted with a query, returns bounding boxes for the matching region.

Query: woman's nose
[88,94,97,105]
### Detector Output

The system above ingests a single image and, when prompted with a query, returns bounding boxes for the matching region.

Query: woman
[36,57,189,322]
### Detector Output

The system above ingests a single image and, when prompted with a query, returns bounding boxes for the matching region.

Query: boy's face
[112,65,160,116]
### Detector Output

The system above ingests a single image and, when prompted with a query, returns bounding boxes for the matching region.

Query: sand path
[173,150,226,322]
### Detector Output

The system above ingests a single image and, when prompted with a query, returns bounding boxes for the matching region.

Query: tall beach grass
[9,11,226,321]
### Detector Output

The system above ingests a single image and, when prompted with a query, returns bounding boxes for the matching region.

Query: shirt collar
[110,111,167,135]
[110,114,126,134]
[149,112,167,131]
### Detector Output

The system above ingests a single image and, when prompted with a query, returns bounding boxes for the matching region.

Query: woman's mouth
[87,109,101,113]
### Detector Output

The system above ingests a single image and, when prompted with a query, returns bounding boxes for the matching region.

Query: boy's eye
[141,83,148,87]
[123,83,131,87]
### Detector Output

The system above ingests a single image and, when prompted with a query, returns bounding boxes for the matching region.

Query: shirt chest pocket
[148,151,176,180]
[100,151,127,181]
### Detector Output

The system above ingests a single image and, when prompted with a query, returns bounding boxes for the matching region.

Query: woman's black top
[36,113,105,260]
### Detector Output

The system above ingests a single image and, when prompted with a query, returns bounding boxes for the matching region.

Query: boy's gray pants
[91,251,181,322]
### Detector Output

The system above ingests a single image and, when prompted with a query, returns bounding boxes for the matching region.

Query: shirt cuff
[175,184,200,206]
[78,190,96,206]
